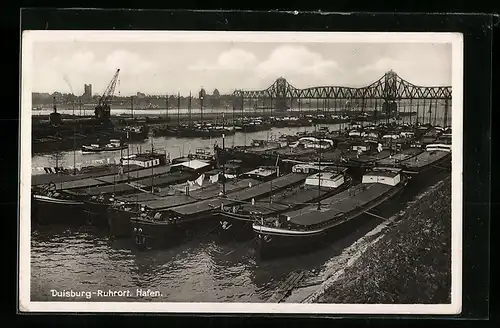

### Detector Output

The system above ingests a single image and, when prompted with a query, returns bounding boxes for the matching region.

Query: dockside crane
[95,68,121,123]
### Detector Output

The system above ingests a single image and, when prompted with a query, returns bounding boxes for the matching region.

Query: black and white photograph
[19,31,463,314]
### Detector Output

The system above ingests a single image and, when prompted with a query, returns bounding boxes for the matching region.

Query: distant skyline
[31,41,452,96]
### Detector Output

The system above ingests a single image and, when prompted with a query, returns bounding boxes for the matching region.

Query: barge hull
[254,179,408,259]
[32,195,87,226]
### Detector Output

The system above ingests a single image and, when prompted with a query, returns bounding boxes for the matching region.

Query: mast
[317,146,322,210]
[231,104,234,134]
[269,154,279,204]
[130,96,134,118]
[126,133,130,182]
[165,94,169,120]
[240,94,244,123]
[120,135,123,159]
[428,100,432,125]
[244,124,247,148]
[222,112,226,195]
[200,88,204,124]
[433,99,438,126]
[150,138,154,193]
[188,91,192,127]
[113,160,116,194]
[177,92,181,127]
[72,101,76,175]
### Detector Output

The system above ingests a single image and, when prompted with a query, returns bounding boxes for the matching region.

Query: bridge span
[231,70,452,126]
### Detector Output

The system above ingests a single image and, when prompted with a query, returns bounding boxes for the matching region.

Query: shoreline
[300,175,452,304]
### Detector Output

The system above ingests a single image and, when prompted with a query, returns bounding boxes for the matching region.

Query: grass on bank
[316,177,452,304]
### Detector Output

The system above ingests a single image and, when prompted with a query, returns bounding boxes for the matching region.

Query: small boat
[252,167,408,258]
[82,139,128,154]
[121,125,149,141]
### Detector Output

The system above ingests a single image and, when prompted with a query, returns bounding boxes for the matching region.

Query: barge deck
[168,173,308,219]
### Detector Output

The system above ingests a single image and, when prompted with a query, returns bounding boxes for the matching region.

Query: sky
[31,41,452,96]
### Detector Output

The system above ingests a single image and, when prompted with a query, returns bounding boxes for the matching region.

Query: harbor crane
[95,68,121,122]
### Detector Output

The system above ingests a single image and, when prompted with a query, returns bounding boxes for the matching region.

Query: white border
[19,31,463,314]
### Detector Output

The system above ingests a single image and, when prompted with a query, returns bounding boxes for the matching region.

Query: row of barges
[150,111,415,138]
[31,122,451,258]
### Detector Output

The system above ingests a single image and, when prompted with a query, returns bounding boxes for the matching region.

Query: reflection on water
[30,113,451,302]
[31,170,449,303]
[31,220,382,302]
[32,126,318,171]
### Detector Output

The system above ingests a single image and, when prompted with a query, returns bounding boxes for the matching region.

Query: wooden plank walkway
[267,271,305,303]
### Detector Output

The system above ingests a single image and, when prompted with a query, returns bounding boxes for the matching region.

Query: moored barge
[252,167,409,258]
[217,165,353,238]
[398,143,451,176]
[31,154,194,226]
[129,168,308,250]
[108,174,260,238]
[75,159,213,226]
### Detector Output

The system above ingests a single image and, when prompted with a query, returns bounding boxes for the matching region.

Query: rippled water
[30,117,450,303]
[31,171,449,303]
[31,116,436,171]
[31,212,388,303]
[31,125,319,170]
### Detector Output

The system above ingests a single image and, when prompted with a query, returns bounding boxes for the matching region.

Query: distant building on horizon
[83,84,92,101]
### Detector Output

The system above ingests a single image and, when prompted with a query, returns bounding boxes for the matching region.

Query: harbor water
[31,115,449,173]
[31,169,450,302]
[30,117,451,303]
[31,218,381,302]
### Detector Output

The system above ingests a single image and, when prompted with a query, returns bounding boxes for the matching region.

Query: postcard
[19,30,463,314]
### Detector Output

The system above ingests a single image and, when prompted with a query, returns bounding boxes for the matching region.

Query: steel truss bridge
[231,70,452,126]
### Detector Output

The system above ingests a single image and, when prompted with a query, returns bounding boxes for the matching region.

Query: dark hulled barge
[398,143,451,176]
[108,173,260,238]
[217,165,353,238]
[75,159,213,226]
[252,168,409,258]
[30,153,199,226]
[129,168,309,250]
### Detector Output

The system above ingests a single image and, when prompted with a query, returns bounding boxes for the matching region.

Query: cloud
[35,49,156,94]
[357,58,408,75]
[32,42,451,96]
[104,50,154,74]
[256,45,339,80]
[188,45,340,88]
[189,48,258,71]
[51,51,96,74]
[356,55,451,86]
